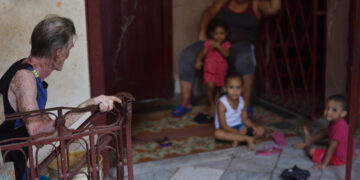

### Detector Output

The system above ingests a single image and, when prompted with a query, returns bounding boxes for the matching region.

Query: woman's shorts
[178,41,256,83]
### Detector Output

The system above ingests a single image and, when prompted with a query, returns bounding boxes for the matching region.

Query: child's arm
[309,128,328,143]
[195,47,208,70]
[212,42,230,58]
[218,101,240,134]
[241,108,255,128]
[312,140,338,169]
[240,101,255,128]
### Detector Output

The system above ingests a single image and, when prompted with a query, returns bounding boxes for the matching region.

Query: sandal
[281,165,310,180]
[158,137,172,148]
[171,105,191,117]
[272,132,287,147]
[255,146,281,156]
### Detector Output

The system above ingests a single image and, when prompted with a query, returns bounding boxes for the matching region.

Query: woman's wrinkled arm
[199,0,227,41]
[258,0,281,16]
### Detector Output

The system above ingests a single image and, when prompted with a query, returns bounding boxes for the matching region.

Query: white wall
[172,0,213,94]
[0,0,90,108]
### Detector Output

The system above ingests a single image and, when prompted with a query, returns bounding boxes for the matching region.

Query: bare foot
[293,126,311,149]
[246,137,255,150]
[232,141,239,147]
[293,142,306,149]
[303,126,311,145]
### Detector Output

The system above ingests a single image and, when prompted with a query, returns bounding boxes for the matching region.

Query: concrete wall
[172,0,213,93]
[325,0,350,99]
[0,0,90,108]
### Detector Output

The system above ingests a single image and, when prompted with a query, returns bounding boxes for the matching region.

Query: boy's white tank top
[215,95,244,129]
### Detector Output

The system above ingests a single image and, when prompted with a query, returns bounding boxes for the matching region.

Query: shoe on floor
[280,165,310,180]
[194,113,214,124]
[171,105,191,117]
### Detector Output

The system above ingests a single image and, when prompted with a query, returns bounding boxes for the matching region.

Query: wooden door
[99,0,173,100]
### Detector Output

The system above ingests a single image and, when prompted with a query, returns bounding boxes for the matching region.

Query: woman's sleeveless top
[215,0,258,43]
[0,59,48,129]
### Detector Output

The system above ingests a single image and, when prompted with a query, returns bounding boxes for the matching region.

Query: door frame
[85,0,105,97]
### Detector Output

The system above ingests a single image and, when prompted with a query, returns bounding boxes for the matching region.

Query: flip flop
[272,132,287,147]
[255,146,281,156]
[171,105,191,117]
[158,137,172,148]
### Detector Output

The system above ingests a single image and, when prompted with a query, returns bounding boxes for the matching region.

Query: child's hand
[194,60,203,70]
[211,41,221,49]
[312,163,326,170]
[292,142,307,149]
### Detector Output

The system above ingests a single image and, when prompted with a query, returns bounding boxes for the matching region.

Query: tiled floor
[115,134,360,180]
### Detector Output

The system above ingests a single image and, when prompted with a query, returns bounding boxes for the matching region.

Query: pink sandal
[255,146,281,156]
[272,132,287,147]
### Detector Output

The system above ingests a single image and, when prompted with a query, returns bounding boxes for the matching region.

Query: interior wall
[172,0,213,94]
[0,0,90,108]
[325,0,350,99]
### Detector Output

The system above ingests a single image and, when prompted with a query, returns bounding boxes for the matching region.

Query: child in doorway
[293,94,356,169]
[214,73,264,150]
[195,19,231,117]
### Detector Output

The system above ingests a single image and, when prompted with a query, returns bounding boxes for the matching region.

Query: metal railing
[257,0,327,117]
[0,92,135,180]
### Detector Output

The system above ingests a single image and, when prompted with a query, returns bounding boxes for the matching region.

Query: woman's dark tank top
[215,0,258,43]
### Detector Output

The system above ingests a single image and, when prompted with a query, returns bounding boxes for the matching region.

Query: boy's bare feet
[232,141,239,147]
[246,136,255,150]
[293,126,311,149]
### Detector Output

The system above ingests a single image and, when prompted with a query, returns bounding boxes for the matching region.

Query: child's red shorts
[203,59,228,87]
[312,148,345,166]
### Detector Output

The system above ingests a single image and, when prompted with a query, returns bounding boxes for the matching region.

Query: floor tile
[220,170,271,180]
[226,150,279,173]
[130,168,178,180]
[170,166,224,180]
[194,159,232,170]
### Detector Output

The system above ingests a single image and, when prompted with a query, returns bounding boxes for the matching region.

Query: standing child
[293,94,356,169]
[195,19,231,117]
[214,73,264,150]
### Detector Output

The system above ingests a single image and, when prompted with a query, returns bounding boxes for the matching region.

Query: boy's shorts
[231,124,245,130]
[312,148,345,166]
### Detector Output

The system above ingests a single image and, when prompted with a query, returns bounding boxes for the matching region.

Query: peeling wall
[0,0,90,108]
[172,0,213,93]
[325,0,350,99]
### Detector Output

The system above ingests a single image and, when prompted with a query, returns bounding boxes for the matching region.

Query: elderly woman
[0,15,121,180]
[172,0,281,118]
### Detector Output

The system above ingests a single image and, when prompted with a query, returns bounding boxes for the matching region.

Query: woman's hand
[194,59,203,70]
[199,33,207,41]
[79,95,122,112]
[95,95,122,112]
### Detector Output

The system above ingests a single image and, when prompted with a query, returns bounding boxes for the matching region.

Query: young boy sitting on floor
[293,94,356,169]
